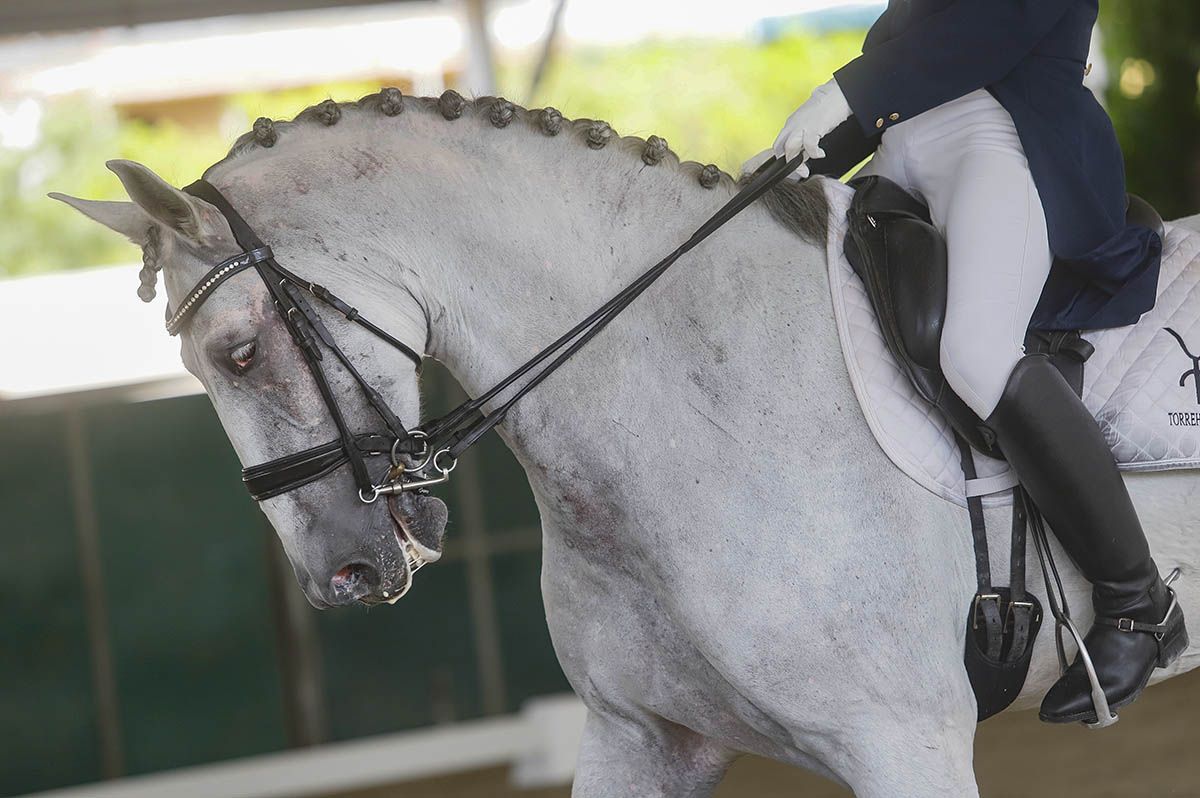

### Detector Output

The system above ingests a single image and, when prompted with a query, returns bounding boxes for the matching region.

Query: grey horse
[55,91,1200,797]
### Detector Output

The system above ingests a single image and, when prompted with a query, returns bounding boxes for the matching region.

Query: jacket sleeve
[833,0,1076,136]
[807,118,881,179]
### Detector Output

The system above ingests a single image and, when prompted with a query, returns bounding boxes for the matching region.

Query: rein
[171,155,803,503]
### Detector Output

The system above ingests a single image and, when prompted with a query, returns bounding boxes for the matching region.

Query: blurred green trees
[0,81,403,277]
[2,33,861,278]
[0,101,226,278]
[511,31,865,174]
[1100,1,1200,221]
[6,8,1199,279]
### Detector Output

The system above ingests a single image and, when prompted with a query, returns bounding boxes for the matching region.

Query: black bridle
[170,155,801,504]
[177,180,427,503]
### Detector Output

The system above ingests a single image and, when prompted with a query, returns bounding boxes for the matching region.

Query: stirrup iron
[1026,489,1109,728]
[1031,488,1182,729]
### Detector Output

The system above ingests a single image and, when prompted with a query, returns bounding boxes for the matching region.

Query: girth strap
[1006,495,1034,661]
[958,436,1044,721]
[959,436,1004,661]
[957,435,1035,663]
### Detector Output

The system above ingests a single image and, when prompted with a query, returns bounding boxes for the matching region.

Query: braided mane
[136,88,828,300]
[210,87,830,226]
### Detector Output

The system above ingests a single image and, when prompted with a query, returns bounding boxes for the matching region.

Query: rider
[751,0,1187,724]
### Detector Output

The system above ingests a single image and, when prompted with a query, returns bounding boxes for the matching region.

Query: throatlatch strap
[275,264,423,370]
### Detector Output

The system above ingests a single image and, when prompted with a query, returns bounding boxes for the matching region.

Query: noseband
[170,156,801,507]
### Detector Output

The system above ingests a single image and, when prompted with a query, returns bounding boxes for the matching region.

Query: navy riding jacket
[812,0,1161,331]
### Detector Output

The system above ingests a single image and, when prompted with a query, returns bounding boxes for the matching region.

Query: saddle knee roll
[844,175,1000,455]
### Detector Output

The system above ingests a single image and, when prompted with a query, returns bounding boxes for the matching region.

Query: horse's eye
[230,340,257,372]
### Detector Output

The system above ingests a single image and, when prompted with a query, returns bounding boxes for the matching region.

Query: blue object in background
[754,3,886,41]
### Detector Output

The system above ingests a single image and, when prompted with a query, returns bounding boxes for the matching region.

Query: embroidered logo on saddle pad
[1165,327,1200,407]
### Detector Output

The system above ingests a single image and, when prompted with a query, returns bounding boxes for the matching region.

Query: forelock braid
[137,226,162,302]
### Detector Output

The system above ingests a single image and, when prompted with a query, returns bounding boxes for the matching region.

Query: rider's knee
[939,330,1024,419]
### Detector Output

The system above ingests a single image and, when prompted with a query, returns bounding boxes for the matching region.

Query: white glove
[770,78,853,178]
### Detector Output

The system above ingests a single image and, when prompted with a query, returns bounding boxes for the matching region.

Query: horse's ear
[48,193,155,246]
[103,159,225,244]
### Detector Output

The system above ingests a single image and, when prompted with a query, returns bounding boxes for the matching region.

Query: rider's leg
[911,91,1187,724]
[988,358,1187,723]
[935,140,1051,421]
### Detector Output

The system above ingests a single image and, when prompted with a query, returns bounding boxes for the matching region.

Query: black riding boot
[985,355,1188,724]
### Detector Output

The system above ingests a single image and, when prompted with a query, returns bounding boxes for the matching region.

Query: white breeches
[856,89,1054,419]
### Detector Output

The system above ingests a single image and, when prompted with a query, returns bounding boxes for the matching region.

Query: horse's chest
[537,527,798,755]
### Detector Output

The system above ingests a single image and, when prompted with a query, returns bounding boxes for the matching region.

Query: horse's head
[53,159,448,608]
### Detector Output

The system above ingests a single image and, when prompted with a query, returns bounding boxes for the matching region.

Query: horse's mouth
[363,491,448,605]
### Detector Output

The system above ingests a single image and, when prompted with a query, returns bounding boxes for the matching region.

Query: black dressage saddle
[842,175,1170,458]
[842,174,1165,720]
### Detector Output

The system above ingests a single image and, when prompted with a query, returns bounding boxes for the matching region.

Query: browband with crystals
[165,246,274,334]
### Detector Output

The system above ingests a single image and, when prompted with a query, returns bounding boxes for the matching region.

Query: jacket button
[875,117,884,129]
[889,112,900,121]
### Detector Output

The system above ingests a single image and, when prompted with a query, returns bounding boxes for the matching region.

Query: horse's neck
[217,117,840,545]
[409,147,841,533]
[421,146,737,397]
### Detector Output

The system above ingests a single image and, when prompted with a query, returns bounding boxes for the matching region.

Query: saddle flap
[845,176,945,385]
[882,215,947,372]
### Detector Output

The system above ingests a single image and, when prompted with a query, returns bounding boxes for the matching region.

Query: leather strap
[964,470,1019,498]
[1095,616,1171,635]
[957,436,1037,662]
[420,153,809,460]
[268,260,423,370]
[1009,491,1028,604]
[1005,491,1033,659]
[174,154,809,500]
[958,435,1004,661]
[1096,593,1178,635]
[243,433,394,501]
[181,179,425,498]
[165,246,273,334]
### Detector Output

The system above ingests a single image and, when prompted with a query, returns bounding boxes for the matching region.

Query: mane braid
[208,88,828,245]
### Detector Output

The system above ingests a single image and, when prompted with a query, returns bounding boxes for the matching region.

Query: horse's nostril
[330,562,379,602]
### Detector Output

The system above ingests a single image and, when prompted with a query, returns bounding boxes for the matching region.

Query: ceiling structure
[0,0,424,36]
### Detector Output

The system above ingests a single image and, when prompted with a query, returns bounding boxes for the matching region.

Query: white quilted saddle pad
[819,177,1200,508]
